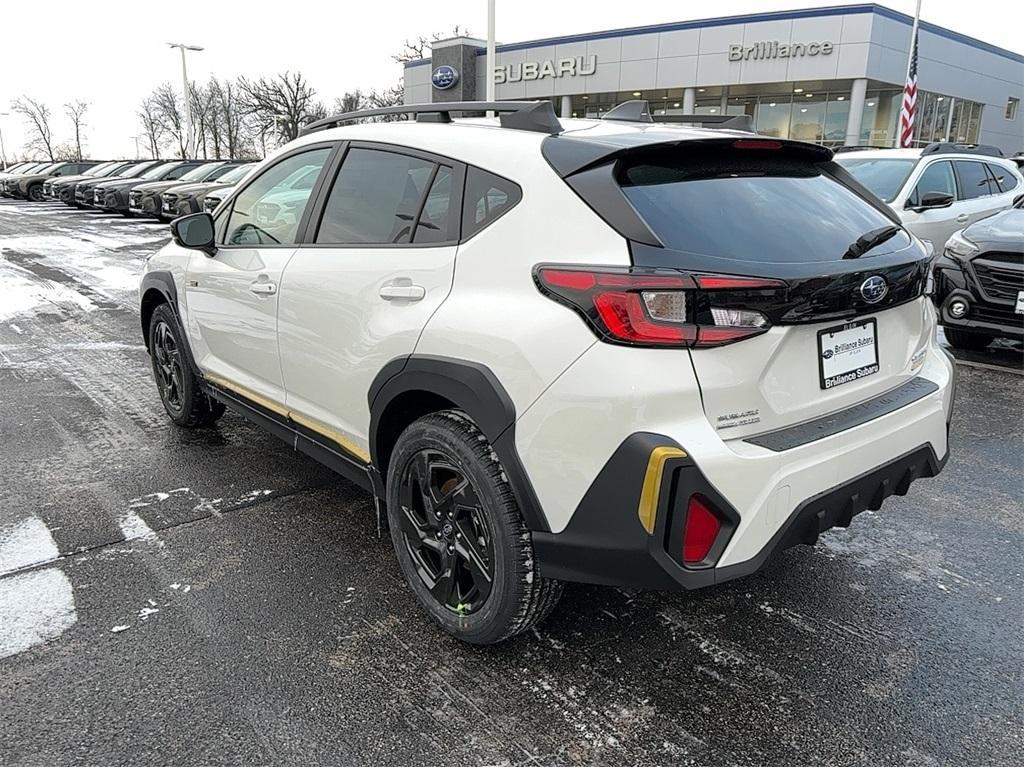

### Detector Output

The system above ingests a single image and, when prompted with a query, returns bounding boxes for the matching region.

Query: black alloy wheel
[397,449,495,615]
[28,185,45,202]
[152,319,185,416]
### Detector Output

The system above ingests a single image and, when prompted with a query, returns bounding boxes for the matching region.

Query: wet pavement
[1,198,1022,766]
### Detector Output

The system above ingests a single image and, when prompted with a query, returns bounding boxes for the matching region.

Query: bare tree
[334,90,366,114]
[64,100,89,160]
[11,97,55,161]
[53,143,79,161]
[215,78,247,158]
[138,96,164,159]
[392,26,473,62]
[150,83,189,158]
[238,72,324,143]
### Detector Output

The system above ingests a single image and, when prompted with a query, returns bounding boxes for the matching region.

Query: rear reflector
[683,495,722,564]
[733,139,783,150]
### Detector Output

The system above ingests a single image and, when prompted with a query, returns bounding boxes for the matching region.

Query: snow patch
[0,516,60,575]
[117,510,159,544]
[0,568,77,659]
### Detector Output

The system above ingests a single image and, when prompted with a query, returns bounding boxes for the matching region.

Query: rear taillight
[535,265,785,348]
[683,495,722,565]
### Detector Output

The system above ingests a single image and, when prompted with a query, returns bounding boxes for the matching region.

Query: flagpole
[900,0,923,146]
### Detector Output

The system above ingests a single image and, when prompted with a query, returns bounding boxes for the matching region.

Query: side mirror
[171,212,216,256]
[908,191,954,212]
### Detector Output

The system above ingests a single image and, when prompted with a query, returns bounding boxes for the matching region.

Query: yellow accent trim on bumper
[637,446,687,535]
[204,373,371,464]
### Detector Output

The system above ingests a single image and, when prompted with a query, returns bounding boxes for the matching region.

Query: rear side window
[462,167,522,239]
[955,161,995,199]
[617,146,908,263]
[986,163,1018,192]
[834,158,916,202]
[316,148,441,245]
[164,164,200,181]
[908,161,957,206]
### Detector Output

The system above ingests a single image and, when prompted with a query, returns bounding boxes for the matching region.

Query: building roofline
[404,3,1023,68]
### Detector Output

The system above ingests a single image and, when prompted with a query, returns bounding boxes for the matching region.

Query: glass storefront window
[791,96,826,142]
[947,99,964,143]
[823,95,850,146]
[931,95,951,142]
[754,98,792,138]
[860,90,900,145]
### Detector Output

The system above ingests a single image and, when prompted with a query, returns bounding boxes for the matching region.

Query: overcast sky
[0,0,1017,160]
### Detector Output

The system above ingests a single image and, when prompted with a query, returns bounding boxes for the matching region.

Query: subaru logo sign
[431,65,459,90]
[860,275,888,304]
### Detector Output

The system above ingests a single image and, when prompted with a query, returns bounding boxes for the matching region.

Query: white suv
[140,101,955,644]
[835,144,1024,251]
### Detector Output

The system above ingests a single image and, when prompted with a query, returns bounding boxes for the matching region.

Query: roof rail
[299,101,562,136]
[921,141,1004,158]
[600,100,754,132]
[832,145,894,153]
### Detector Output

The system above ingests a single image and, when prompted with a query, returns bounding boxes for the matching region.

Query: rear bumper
[533,438,947,590]
[527,344,955,590]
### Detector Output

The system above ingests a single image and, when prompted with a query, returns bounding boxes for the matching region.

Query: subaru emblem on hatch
[860,275,888,304]
[431,65,459,90]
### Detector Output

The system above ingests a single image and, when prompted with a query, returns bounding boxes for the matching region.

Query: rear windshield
[618,146,908,263]
[833,157,916,202]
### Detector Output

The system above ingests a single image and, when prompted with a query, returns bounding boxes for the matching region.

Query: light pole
[486,0,496,103]
[167,42,204,158]
[0,111,9,170]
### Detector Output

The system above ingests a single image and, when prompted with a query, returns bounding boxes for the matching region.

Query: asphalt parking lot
[0,198,1021,767]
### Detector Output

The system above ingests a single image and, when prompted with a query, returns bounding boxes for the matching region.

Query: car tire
[944,327,991,350]
[386,410,563,645]
[27,185,44,202]
[148,304,225,428]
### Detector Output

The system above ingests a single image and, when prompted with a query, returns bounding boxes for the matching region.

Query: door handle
[379,278,425,302]
[955,214,969,223]
[249,281,277,295]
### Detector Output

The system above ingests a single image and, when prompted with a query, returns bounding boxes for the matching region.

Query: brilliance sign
[493,55,598,84]
[728,41,835,61]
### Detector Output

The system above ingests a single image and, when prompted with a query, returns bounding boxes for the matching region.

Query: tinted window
[217,164,255,184]
[315,148,435,245]
[955,161,994,199]
[177,164,218,182]
[413,165,453,244]
[461,167,522,239]
[162,164,201,181]
[986,163,1018,193]
[618,146,909,264]
[833,158,916,202]
[202,164,239,182]
[908,161,957,206]
[123,162,162,179]
[225,148,331,246]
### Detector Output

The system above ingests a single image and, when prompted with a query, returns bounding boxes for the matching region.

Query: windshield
[31,163,58,174]
[178,164,217,182]
[833,157,917,202]
[116,162,157,178]
[84,162,117,176]
[618,145,909,264]
[140,162,179,180]
[217,164,255,184]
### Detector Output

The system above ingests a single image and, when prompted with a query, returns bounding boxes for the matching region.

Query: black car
[932,197,1024,349]
[128,160,242,218]
[45,161,132,201]
[74,161,164,208]
[97,160,207,215]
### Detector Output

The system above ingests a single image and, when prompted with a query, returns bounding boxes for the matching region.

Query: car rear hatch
[542,134,933,441]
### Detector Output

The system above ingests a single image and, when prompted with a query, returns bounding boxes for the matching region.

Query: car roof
[835,148,923,160]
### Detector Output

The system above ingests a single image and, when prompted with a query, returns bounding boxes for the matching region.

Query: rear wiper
[842,225,900,259]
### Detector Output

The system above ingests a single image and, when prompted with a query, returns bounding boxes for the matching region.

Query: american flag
[899,29,919,148]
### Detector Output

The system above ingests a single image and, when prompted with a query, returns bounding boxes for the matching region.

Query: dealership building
[403,3,1023,152]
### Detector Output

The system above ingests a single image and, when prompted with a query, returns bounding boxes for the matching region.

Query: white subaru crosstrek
[140,100,955,644]
[835,144,1024,251]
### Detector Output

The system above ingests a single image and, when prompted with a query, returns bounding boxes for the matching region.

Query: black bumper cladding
[532,433,947,591]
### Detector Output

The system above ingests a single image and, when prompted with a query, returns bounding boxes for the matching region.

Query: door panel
[185,248,296,402]
[277,246,458,454]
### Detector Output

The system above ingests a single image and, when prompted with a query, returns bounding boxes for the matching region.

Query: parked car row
[834,142,1024,350]
[0,158,257,221]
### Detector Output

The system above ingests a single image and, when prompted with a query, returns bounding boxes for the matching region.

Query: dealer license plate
[817,318,879,390]
[1015,290,1023,315]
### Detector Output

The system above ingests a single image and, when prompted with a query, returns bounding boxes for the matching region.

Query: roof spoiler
[601,100,754,132]
[299,101,562,136]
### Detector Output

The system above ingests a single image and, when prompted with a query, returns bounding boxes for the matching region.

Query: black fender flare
[368,355,550,532]
[139,270,201,374]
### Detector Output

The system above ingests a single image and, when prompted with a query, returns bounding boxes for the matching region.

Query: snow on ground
[0,516,61,574]
[0,569,77,660]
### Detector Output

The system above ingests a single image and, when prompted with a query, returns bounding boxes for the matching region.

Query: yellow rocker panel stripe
[204,373,372,464]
